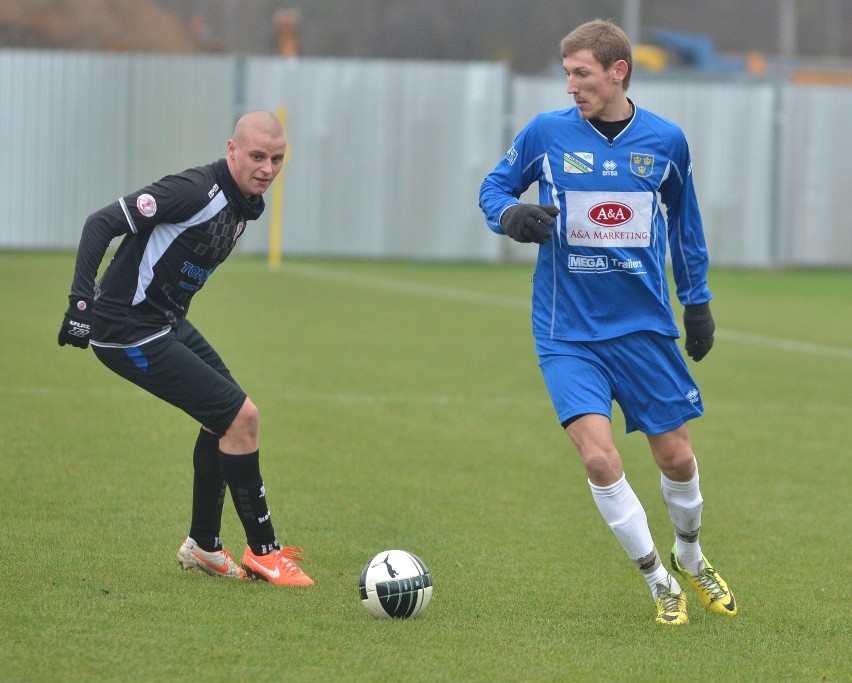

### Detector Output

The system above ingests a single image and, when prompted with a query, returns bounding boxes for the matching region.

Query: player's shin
[219,449,280,555]
[188,427,227,551]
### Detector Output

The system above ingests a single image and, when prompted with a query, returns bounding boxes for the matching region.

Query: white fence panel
[778,84,852,267]
[0,50,235,250]
[240,57,508,261]
[1,51,131,249]
[630,78,778,268]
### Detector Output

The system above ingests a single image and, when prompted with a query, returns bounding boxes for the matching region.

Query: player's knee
[218,398,260,455]
[582,450,623,485]
[653,450,693,482]
[230,398,259,437]
[240,397,259,428]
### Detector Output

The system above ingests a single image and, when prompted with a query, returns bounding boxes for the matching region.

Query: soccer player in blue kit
[58,111,313,587]
[479,20,737,625]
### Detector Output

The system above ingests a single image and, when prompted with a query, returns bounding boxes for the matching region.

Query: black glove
[58,298,93,349]
[500,204,559,244]
[683,303,715,362]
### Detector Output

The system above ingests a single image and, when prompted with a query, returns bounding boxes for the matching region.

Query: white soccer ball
[359,549,433,619]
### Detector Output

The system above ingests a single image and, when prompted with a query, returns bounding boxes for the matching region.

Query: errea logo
[505,145,519,166]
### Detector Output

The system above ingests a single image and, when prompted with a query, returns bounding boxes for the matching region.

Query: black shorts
[92,319,246,435]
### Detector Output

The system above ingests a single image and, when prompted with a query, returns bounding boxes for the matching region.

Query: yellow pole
[268,105,289,268]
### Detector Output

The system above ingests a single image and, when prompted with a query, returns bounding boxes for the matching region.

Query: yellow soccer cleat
[670,546,738,616]
[654,579,689,625]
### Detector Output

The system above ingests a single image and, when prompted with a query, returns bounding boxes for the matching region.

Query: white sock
[634,549,682,596]
[649,569,682,598]
[589,474,654,561]
[661,459,703,573]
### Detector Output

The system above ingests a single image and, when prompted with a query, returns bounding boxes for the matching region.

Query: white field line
[714,329,852,360]
[281,262,529,310]
[282,262,852,361]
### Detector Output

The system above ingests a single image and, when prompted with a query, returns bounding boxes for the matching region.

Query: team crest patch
[505,145,518,166]
[564,152,593,174]
[136,193,157,217]
[630,152,654,177]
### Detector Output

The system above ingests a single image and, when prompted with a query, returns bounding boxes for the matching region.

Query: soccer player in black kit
[58,110,313,586]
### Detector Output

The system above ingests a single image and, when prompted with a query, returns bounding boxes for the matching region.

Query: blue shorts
[536,332,703,435]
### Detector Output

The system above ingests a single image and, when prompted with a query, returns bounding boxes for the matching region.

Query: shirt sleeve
[660,133,712,306]
[68,202,127,302]
[117,170,209,235]
[479,118,543,234]
[68,169,210,303]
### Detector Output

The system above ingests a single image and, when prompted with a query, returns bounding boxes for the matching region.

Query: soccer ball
[359,549,433,619]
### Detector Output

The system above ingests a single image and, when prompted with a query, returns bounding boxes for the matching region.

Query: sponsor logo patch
[564,152,593,174]
[564,190,652,248]
[588,201,633,227]
[568,253,645,274]
[568,254,608,271]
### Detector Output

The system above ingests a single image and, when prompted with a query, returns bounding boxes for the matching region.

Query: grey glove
[683,303,715,362]
[500,204,559,244]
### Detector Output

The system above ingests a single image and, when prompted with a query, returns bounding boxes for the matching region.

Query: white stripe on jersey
[118,197,138,233]
[132,192,228,306]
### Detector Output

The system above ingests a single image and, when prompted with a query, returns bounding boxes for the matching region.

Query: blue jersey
[479,105,711,342]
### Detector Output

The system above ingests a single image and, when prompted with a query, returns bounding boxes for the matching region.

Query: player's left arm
[118,170,211,235]
[661,135,715,361]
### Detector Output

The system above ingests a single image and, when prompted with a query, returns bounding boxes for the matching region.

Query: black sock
[188,428,226,551]
[219,449,280,555]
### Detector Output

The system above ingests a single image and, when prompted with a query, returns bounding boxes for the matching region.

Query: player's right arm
[58,169,209,349]
[479,116,557,242]
[479,119,541,232]
[58,203,127,349]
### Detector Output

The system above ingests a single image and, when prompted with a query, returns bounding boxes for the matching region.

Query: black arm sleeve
[68,202,129,302]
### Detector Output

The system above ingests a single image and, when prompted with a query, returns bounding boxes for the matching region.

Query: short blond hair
[560,19,633,91]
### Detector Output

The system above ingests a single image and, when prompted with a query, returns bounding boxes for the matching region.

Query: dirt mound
[0,0,211,52]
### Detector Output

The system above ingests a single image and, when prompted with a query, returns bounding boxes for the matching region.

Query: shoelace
[655,581,683,613]
[694,567,727,601]
[658,591,683,613]
[275,547,307,573]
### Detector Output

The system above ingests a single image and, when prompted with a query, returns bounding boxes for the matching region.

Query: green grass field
[1,252,849,682]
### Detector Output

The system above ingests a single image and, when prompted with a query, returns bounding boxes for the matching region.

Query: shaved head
[232,110,285,144]
[226,110,287,197]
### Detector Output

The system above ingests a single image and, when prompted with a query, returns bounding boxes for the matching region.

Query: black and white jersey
[71,159,264,347]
